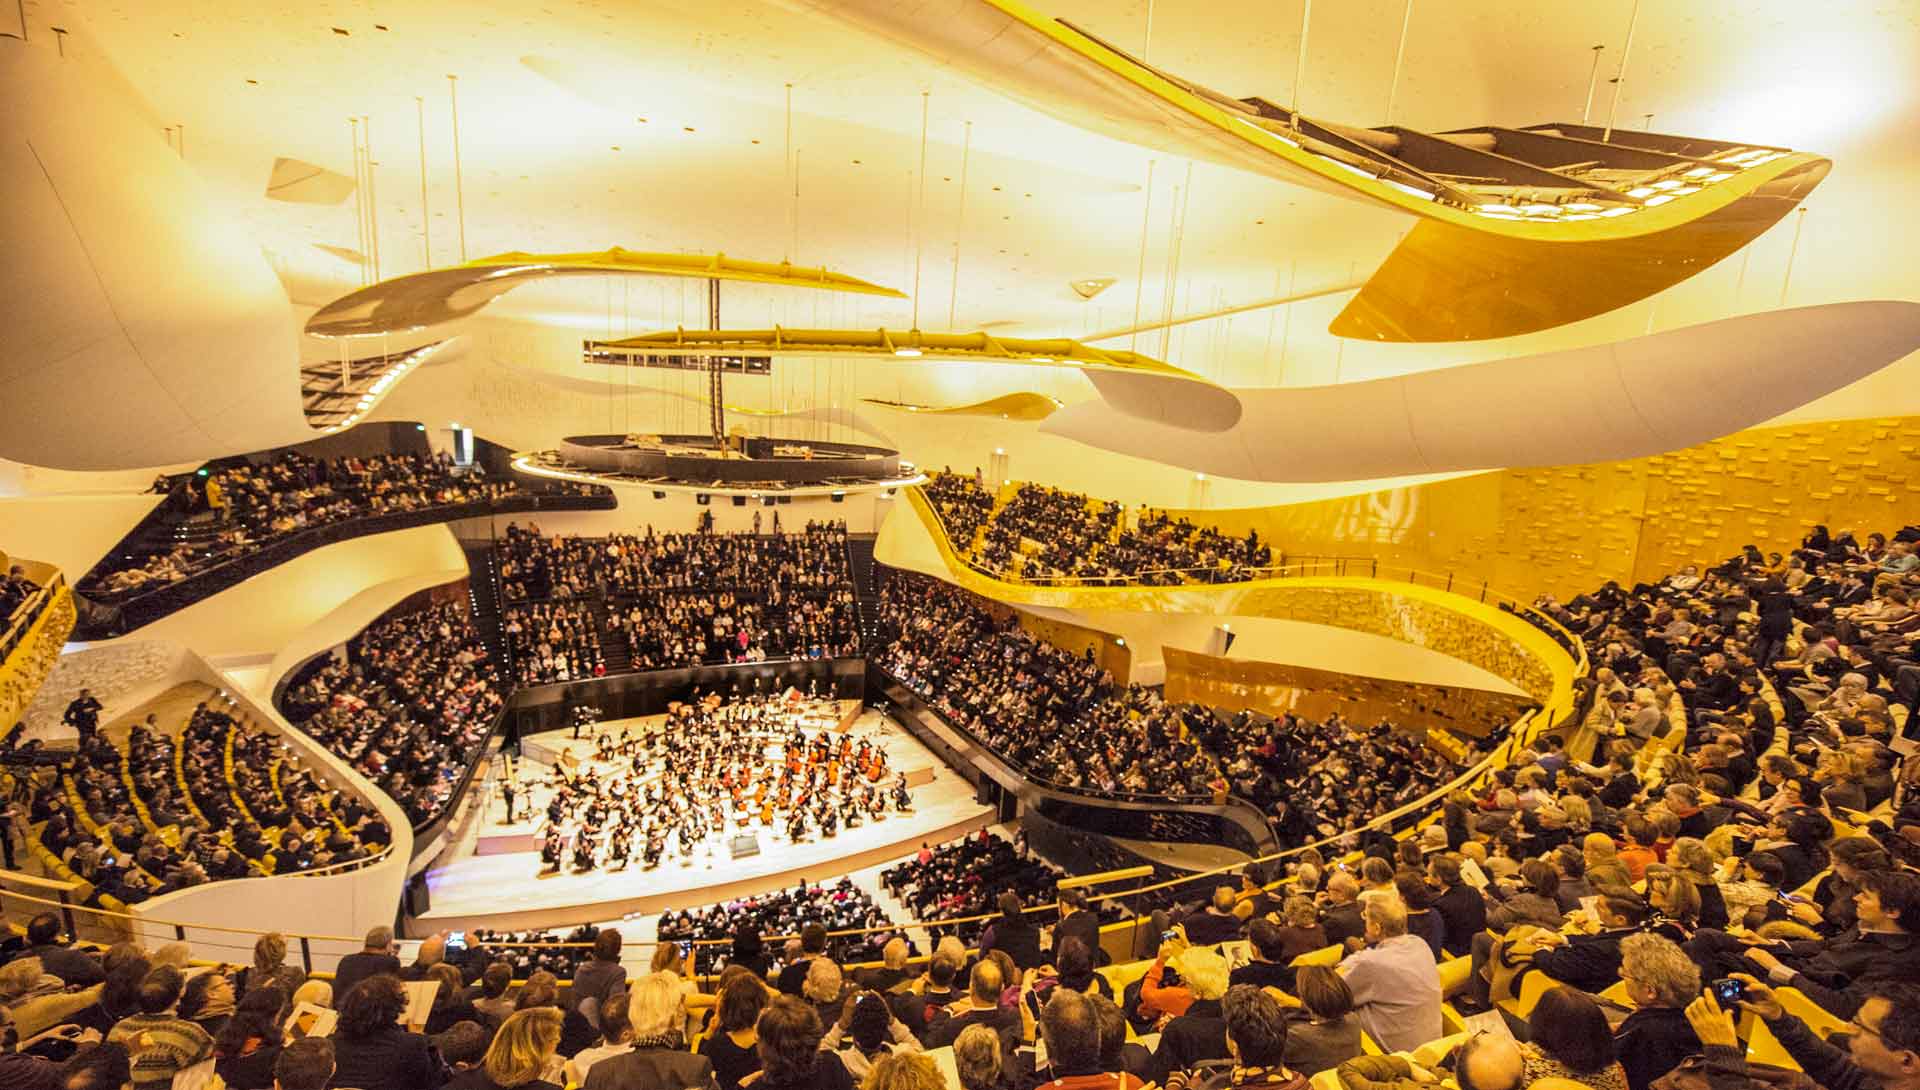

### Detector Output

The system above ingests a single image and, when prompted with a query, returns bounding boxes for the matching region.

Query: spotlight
[830,491,845,504]
[695,493,711,505]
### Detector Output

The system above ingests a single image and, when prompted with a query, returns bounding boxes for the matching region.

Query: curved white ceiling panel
[0,40,307,470]
[1041,302,1920,482]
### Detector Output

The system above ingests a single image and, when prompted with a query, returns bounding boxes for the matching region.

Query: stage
[415,703,994,932]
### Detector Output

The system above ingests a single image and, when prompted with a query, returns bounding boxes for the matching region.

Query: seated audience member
[893,952,962,1040]
[776,924,829,997]
[471,961,517,1028]
[0,955,101,1038]
[858,939,914,994]
[1025,938,1113,1022]
[1525,894,1650,993]
[586,977,711,1090]
[1725,976,1920,1090]
[1231,917,1305,992]
[1336,1030,1526,1090]
[1687,870,1920,1017]
[928,960,1020,1053]
[1166,984,1307,1090]
[822,990,921,1081]
[1395,873,1446,959]
[435,1022,491,1078]
[1427,856,1487,959]
[1282,966,1364,1077]
[106,964,214,1089]
[749,995,853,1090]
[953,1023,1012,1090]
[328,973,446,1090]
[1613,934,1702,1090]
[273,1038,336,1090]
[1053,888,1106,962]
[1151,947,1231,1084]
[12,914,105,986]
[699,968,768,1090]
[1033,988,1151,1090]
[452,1007,564,1090]
[333,927,402,1004]
[1182,886,1249,946]
[1524,986,1630,1090]
[572,929,628,1018]
[1318,874,1366,949]
[1337,895,1441,1053]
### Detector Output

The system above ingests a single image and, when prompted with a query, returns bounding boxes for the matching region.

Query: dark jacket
[1180,909,1246,947]
[1151,998,1228,1085]
[17,942,104,986]
[927,1004,1023,1054]
[981,919,1045,970]
[1530,928,1637,993]
[1614,1005,1699,1090]
[572,960,628,1012]
[331,951,401,1005]
[329,1025,445,1090]
[583,1046,718,1090]
[1432,885,1487,958]
[1053,910,1104,962]
[1321,902,1365,949]
[1280,1012,1363,1077]
[1761,1011,1874,1090]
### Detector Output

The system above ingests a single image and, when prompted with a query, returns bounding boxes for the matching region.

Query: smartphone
[1709,977,1746,1004]
[1774,891,1806,906]
[678,940,692,958]
[1162,929,1178,943]
[445,931,467,953]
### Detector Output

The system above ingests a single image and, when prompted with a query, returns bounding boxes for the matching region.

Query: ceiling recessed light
[374,23,389,31]
[991,185,1001,191]
[683,126,695,132]
[751,139,760,144]
[331,27,350,35]
[637,117,648,123]
[852,159,862,164]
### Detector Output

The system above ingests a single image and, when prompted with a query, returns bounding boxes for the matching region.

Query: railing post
[173,924,186,941]
[1445,573,1453,592]
[1370,559,1377,578]
[1480,581,1488,602]
[300,936,314,974]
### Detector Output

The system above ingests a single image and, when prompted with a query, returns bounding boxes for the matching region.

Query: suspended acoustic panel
[796,0,1830,342]
[1040,302,1920,481]
[265,157,356,205]
[305,248,906,338]
[861,392,1063,420]
[594,326,1243,431]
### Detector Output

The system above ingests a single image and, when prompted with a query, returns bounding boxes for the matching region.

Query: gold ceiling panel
[305,248,904,338]
[861,393,1062,420]
[803,0,1830,342]
[1332,159,1833,341]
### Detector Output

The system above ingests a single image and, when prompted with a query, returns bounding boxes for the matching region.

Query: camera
[1708,977,1746,1005]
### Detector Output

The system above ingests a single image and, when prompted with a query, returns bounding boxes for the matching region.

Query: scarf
[632,1030,684,1051]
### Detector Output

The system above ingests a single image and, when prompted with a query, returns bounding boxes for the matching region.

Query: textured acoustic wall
[1171,416,1920,602]
[1161,646,1534,739]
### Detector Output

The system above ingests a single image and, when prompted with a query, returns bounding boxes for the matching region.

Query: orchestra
[534,690,913,875]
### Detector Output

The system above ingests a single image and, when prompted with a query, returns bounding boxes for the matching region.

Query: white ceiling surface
[17,1,1920,484]
[1045,301,1920,482]
[0,37,308,470]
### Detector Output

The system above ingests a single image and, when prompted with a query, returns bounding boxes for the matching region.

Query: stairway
[846,534,883,649]
[461,543,512,673]
[592,600,633,675]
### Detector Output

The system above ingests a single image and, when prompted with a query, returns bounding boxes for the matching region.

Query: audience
[657,879,899,973]
[84,451,584,598]
[284,602,503,826]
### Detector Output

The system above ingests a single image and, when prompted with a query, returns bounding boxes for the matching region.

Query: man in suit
[332,926,401,1002]
[63,689,103,746]
[776,923,828,996]
[1319,872,1366,949]
[1428,856,1488,959]
[1528,895,1649,992]
[9,913,103,986]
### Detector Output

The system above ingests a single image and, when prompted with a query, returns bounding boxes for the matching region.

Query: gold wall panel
[1162,645,1534,739]
[1169,416,1920,602]
[903,489,1576,718]
[0,580,76,731]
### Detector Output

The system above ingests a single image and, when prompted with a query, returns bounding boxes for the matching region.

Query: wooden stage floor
[415,705,993,932]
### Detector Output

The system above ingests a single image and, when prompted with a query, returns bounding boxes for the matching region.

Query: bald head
[1458,1032,1526,1090]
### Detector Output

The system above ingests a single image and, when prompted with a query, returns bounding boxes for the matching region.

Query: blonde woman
[651,941,718,1034]
[244,932,306,1001]
[451,1006,562,1090]
[861,1052,945,1090]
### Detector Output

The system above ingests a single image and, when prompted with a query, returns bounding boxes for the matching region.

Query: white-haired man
[1338,892,1441,1053]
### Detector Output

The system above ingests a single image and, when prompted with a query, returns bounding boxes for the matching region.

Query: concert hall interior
[5,3,1920,1090]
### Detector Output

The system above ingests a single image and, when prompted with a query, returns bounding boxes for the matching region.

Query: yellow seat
[1437,955,1473,999]
[1361,1030,1384,1055]
[1502,969,1557,1020]
[1411,1033,1470,1068]
[1309,1069,1344,1090]
[1597,980,1635,1009]
[1776,987,1847,1039]
[1290,944,1344,969]
[1098,958,1153,994]
[1745,1018,1801,1071]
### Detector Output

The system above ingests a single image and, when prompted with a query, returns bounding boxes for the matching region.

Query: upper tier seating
[282,602,503,829]
[922,470,1275,585]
